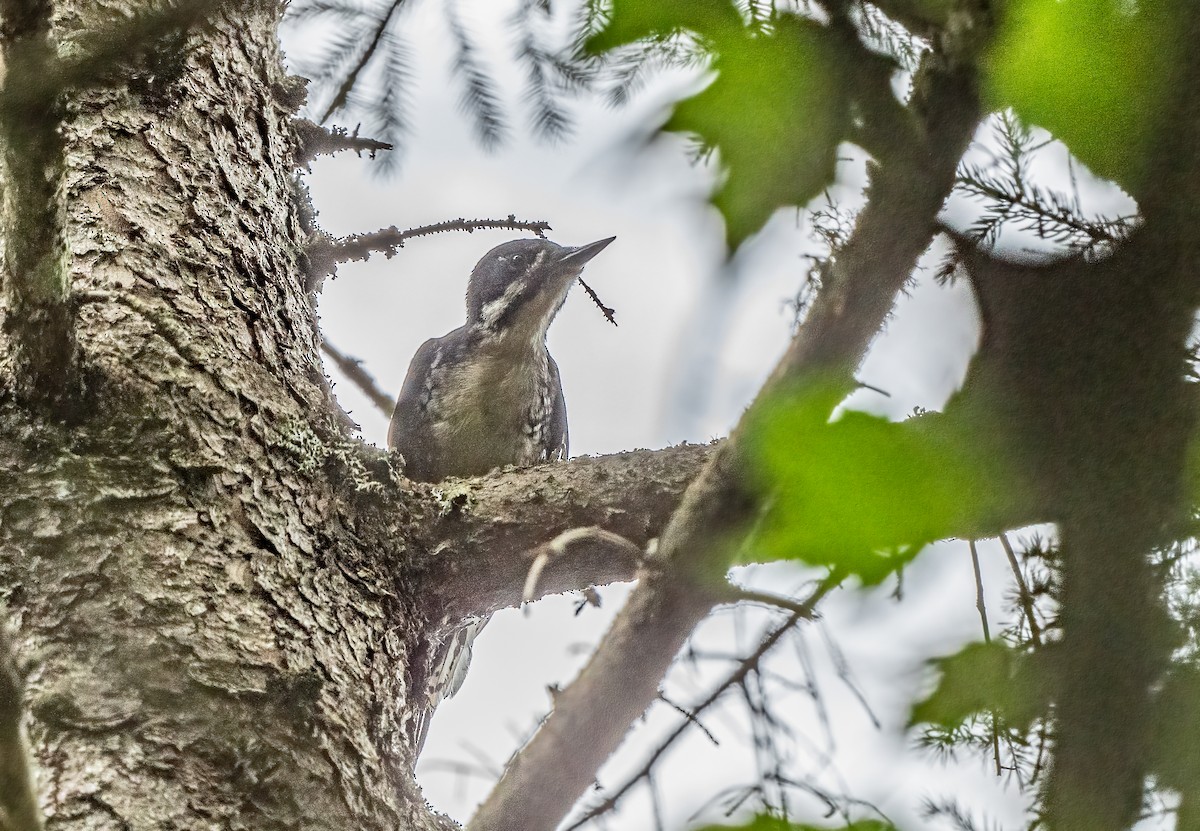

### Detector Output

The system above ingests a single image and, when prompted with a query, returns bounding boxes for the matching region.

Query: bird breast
[429,346,554,474]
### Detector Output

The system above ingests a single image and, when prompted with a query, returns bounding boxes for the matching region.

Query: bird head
[465,236,614,339]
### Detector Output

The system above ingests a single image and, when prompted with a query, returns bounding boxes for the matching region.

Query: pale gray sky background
[278,2,1135,828]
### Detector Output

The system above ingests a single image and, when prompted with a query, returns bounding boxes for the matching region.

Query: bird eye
[511,254,524,265]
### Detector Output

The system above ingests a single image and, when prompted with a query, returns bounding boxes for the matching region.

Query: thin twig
[523,527,642,605]
[307,215,552,278]
[320,338,394,419]
[817,623,881,730]
[565,573,842,830]
[968,539,992,643]
[657,692,719,746]
[648,771,664,831]
[968,539,1002,777]
[721,585,826,619]
[1000,532,1042,647]
[577,277,616,326]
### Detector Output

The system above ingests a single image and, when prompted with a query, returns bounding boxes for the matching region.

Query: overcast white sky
[278,2,1138,828]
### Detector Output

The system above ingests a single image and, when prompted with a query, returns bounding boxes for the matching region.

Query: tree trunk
[0,3,452,827]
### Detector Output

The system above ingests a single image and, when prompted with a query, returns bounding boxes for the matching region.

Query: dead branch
[321,337,394,419]
[306,216,552,279]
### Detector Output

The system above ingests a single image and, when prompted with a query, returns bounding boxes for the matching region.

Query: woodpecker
[388,235,615,482]
[388,235,615,748]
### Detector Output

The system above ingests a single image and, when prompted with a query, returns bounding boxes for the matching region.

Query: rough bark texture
[421,443,717,620]
[0,2,430,827]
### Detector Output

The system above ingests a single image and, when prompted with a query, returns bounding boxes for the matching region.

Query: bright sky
[276,1,1127,828]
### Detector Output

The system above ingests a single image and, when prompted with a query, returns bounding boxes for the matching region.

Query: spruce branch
[306,215,552,278]
[315,0,407,124]
[294,120,394,163]
[509,1,576,141]
[447,0,506,148]
[936,112,1139,281]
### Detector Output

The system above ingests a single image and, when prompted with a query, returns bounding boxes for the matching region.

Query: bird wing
[388,336,443,480]
[544,354,569,461]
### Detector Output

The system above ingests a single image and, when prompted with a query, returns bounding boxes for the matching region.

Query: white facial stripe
[480,280,527,329]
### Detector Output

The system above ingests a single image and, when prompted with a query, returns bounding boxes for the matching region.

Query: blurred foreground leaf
[699,817,896,831]
[587,5,851,249]
[911,642,1049,733]
[982,0,1179,191]
[745,386,984,583]
[666,16,850,248]
[1148,666,1200,795]
[583,0,741,53]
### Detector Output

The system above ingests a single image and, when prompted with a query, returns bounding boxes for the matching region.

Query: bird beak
[557,236,615,267]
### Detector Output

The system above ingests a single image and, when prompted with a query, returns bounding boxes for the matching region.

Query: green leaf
[665,15,849,248]
[982,0,1179,190]
[745,385,980,583]
[697,817,896,831]
[910,642,1048,733]
[584,0,742,54]
[911,643,1012,728]
[1148,666,1200,792]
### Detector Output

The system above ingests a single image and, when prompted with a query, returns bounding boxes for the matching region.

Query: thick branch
[468,30,984,831]
[417,443,717,619]
[414,404,1040,626]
